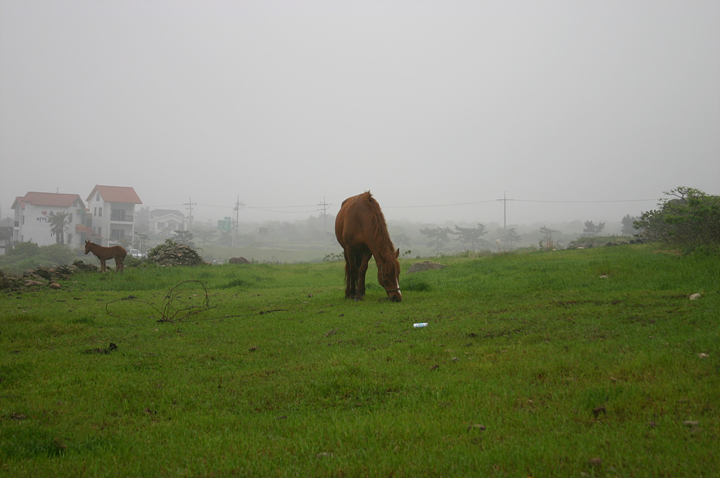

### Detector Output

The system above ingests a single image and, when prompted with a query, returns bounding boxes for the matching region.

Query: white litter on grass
[413,323,428,328]
[689,293,702,300]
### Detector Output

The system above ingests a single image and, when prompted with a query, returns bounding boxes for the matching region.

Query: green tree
[133,232,150,252]
[173,230,197,250]
[393,233,411,249]
[47,212,69,244]
[216,230,233,247]
[419,227,453,251]
[621,215,638,236]
[452,224,489,250]
[501,228,522,250]
[193,228,216,246]
[582,221,605,237]
[9,240,39,257]
[635,187,720,252]
[539,226,559,249]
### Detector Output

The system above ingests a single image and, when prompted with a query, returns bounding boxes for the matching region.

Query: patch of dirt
[407,261,446,273]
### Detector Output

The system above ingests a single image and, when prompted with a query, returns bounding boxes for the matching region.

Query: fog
[1,1,718,228]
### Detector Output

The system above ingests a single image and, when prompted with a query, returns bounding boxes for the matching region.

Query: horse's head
[84,240,92,254]
[378,249,402,302]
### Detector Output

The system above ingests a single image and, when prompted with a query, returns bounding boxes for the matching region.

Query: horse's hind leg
[355,252,371,300]
[116,259,124,274]
[343,249,357,299]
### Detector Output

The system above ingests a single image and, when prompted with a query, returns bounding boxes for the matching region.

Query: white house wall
[14,204,86,248]
[87,194,136,246]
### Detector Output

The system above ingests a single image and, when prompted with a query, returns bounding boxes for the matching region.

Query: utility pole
[317,196,331,239]
[184,197,197,231]
[496,191,514,232]
[232,196,245,248]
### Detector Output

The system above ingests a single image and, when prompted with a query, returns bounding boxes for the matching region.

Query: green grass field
[1,245,718,477]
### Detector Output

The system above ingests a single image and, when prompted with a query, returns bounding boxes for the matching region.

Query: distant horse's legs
[100,259,107,272]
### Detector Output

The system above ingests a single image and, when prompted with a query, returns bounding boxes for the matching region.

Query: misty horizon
[1,1,718,229]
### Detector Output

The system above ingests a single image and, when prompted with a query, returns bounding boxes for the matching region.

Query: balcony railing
[110,212,134,222]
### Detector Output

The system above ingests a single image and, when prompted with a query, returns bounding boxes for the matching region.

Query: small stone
[588,457,602,467]
[689,293,701,300]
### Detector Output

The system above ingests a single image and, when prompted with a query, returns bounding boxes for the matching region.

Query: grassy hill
[1,245,718,477]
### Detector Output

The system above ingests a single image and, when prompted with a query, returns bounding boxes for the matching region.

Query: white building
[11,192,89,248]
[86,185,143,246]
[150,209,189,235]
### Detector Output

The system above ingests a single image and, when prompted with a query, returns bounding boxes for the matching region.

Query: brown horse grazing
[335,192,401,302]
[84,240,127,273]
[228,257,250,264]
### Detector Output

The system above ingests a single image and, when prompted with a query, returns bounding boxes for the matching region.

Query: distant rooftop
[87,185,142,204]
[12,192,85,209]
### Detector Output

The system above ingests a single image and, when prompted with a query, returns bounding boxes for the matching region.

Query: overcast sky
[1,0,718,227]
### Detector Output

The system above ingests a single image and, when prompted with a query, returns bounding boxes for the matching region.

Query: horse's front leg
[355,252,372,300]
[100,258,106,272]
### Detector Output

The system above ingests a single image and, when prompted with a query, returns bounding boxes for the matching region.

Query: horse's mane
[362,192,396,261]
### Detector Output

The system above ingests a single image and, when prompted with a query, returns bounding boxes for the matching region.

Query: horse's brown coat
[84,240,127,273]
[335,192,401,302]
[228,257,250,264]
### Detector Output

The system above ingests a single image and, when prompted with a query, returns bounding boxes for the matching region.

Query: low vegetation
[635,186,720,254]
[1,244,718,477]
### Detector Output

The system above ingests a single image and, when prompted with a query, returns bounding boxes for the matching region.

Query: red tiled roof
[87,185,142,204]
[12,192,85,209]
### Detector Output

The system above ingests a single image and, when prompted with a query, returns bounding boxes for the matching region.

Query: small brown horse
[228,257,250,264]
[335,192,401,302]
[84,240,127,273]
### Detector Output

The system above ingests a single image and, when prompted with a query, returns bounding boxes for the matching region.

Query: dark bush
[635,187,720,253]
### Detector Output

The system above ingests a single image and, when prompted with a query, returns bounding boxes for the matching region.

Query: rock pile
[0,260,97,291]
[147,241,207,267]
[566,238,645,250]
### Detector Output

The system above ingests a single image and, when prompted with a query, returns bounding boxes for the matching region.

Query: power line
[232,197,245,247]
[497,192,513,232]
[318,196,332,238]
[183,197,197,230]
[512,198,657,204]
[148,196,659,215]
